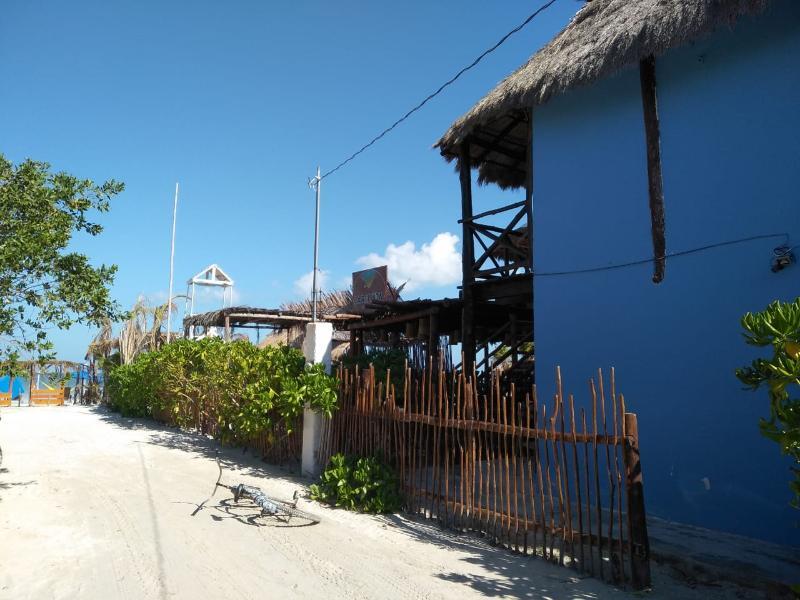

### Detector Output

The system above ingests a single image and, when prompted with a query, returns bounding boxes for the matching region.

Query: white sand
[0,407,779,600]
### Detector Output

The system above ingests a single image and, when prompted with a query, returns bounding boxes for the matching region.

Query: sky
[1,0,578,361]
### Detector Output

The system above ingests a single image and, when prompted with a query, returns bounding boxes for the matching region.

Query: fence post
[623,412,651,589]
[301,321,333,478]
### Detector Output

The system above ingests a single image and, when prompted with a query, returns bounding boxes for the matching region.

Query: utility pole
[166,182,179,343]
[303,166,332,478]
[309,167,321,322]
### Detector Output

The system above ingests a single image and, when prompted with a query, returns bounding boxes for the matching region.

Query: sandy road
[0,407,777,600]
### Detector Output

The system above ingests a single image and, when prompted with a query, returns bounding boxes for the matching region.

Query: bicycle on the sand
[192,454,320,527]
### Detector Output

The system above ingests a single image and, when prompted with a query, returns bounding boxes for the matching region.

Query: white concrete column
[301,321,333,478]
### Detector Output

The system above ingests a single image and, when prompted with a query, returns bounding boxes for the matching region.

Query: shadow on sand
[0,479,37,491]
[89,405,301,484]
[91,405,607,599]
[376,513,607,599]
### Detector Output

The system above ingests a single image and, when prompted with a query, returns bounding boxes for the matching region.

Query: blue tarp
[0,375,26,397]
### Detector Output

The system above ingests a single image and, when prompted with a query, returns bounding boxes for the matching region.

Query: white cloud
[293,270,330,298]
[356,232,461,293]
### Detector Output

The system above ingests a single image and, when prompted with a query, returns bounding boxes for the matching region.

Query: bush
[106,352,159,417]
[737,298,800,507]
[310,453,402,514]
[106,338,339,440]
[341,348,407,392]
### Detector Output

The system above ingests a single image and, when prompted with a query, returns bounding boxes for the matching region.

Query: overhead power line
[320,0,560,180]
[534,233,790,277]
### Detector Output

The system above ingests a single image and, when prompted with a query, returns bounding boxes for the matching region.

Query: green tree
[0,155,124,368]
[736,298,800,507]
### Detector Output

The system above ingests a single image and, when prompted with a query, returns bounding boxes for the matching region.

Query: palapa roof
[182,305,360,330]
[280,290,357,317]
[436,0,771,189]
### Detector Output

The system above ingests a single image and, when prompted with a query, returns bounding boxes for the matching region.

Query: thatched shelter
[182,303,360,341]
[256,291,360,361]
[436,0,770,189]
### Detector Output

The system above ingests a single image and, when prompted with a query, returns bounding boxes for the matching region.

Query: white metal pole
[189,282,195,339]
[311,166,321,322]
[166,182,179,343]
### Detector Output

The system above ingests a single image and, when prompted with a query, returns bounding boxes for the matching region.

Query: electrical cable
[319,0,560,181]
[533,233,790,277]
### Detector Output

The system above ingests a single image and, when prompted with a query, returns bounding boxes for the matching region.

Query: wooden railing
[459,200,531,281]
[320,364,651,590]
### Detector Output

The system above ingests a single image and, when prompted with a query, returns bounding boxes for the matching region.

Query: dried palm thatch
[257,290,360,359]
[182,304,356,330]
[118,297,176,364]
[436,0,771,189]
[86,318,117,360]
[280,289,355,316]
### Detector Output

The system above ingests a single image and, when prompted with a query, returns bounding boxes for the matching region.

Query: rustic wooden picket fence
[319,363,651,589]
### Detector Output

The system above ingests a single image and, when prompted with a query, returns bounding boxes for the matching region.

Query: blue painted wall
[532,0,800,546]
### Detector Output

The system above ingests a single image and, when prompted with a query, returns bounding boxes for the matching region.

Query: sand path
[0,406,773,599]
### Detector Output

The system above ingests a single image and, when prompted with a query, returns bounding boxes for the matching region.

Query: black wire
[534,233,789,277]
[320,0,560,180]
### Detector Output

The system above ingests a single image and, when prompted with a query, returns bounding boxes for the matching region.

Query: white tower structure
[186,264,234,339]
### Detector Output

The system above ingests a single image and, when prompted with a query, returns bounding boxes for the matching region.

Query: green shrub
[105,338,339,440]
[341,348,407,392]
[737,298,800,507]
[106,352,159,417]
[310,453,402,514]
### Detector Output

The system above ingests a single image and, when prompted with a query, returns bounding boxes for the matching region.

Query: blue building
[437,0,799,546]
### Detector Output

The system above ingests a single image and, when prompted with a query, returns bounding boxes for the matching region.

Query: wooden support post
[349,330,358,358]
[428,310,439,371]
[623,412,651,589]
[459,140,476,370]
[524,110,535,382]
[525,108,534,274]
[224,315,232,341]
[509,313,518,367]
[639,55,666,284]
[28,364,34,407]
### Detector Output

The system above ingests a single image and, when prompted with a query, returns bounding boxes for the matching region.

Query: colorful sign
[352,266,392,306]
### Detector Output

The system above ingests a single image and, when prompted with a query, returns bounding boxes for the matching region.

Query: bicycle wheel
[272,500,321,526]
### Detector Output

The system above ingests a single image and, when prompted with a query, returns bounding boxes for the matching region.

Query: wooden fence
[30,388,65,406]
[0,391,11,407]
[320,364,651,589]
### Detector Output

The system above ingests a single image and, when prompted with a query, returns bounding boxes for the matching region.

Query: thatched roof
[182,305,360,330]
[280,290,356,317]
[436,0,771,189]
[280,286,406,315]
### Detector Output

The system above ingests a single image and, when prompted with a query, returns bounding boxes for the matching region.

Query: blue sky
[1,0,577,361]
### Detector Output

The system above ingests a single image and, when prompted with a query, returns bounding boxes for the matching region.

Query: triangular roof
[187,264,234,286]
